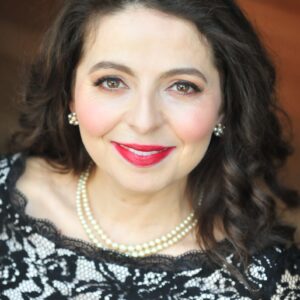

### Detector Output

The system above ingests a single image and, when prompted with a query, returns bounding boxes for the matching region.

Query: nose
[125,92,165,134]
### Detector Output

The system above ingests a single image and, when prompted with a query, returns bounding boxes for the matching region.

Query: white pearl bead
[128,245,135,252]
[76,165,197,257]
[119,244,127,252]
[112,243,118,249]
[106,239,112,246]
[154,238,161,245]
[161,235,167,242]
[135,245,142,251]
[149,241,155,247]
[166,233,173,239]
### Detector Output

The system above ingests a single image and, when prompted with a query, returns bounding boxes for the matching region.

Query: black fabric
[0,154,299,299]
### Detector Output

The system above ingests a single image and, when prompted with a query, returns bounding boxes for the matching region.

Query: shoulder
[244,244,300,298]
[0,153,22,186]
[15,155,77,217]
[0,153,24,223]
[0,153,25,200]
[0,153,59,226]
[268,244,300,299]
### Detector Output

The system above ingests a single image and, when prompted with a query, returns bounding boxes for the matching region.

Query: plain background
[0,0,299,192]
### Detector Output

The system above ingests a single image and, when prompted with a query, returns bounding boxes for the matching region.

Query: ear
[217,113,224,124]
[69,99,75,113]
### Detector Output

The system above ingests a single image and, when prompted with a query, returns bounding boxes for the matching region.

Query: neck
[86,167,193,245]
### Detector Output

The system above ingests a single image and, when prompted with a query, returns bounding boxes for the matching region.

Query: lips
[111,142,175,167]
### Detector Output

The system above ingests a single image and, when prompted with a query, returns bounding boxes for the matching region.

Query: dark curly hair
[10,0,299,286]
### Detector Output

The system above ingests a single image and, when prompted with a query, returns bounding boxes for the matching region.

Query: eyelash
[172,81,202,95]
[93,76,127,91]
[93,76,202,95]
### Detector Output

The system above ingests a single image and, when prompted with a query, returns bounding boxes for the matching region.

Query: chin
[115,174,170,195]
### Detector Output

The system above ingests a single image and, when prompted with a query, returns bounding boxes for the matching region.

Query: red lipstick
[111,142,175,167]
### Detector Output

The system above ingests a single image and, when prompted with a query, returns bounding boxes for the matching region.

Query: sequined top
[0,154,299,299]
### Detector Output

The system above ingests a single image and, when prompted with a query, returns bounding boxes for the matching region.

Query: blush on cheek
[174,110,215,142]
[76,101,118,137]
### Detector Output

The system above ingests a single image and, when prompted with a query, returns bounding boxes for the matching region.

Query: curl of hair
[10,0,299,286]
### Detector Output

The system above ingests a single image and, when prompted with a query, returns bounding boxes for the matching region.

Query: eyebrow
[89,61,208,83]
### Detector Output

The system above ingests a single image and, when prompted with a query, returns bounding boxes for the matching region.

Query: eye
[93,76,127,91]
[169,81,202,95]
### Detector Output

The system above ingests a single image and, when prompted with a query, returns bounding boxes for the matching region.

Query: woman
[0,0,299,298]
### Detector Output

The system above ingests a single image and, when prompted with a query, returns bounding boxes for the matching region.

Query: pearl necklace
[76,167,197,257]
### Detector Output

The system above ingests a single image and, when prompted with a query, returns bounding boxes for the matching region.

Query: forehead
[80,6,216,72]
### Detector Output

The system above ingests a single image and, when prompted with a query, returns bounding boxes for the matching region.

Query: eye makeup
[93,75,203,96]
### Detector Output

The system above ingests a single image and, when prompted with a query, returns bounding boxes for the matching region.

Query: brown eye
[106,78,120,89]
[177,83,191,93]
[94,77,127,90]
[171,81,202,95]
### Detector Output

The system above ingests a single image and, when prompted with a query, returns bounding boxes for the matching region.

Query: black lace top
[0,154,299,299]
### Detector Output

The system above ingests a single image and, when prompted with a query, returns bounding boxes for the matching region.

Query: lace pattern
[0,154,299,299]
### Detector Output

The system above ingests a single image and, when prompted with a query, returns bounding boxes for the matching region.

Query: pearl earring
[213,123,225,137]
[68,112,79,126]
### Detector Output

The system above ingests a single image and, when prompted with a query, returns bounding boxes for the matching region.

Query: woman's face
[72,7,222,193]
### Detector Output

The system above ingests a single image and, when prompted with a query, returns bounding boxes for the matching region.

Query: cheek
[170,105,217,143]
[74,93,120,137]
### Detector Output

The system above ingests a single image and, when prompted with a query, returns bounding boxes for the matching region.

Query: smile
[111,142,176,167]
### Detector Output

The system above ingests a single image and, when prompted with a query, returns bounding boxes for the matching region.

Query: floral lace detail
[1,153,230,271]
[0,154,299,299]
[11,188,222,273]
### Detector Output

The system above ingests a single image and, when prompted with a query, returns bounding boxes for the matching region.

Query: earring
[68,112,79,126]
[213,123,225,137]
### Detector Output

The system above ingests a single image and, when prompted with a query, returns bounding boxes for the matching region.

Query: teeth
[120,145,163,156]
[129,149,160,156]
